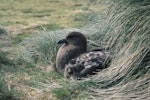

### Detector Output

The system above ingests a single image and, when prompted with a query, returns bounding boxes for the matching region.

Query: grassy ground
[0,0,106,36]
[0,0,149,100]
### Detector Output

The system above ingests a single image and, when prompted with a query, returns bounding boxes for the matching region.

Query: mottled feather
[64,51,109,79]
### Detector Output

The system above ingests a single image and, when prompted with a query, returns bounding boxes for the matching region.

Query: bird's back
[64,51,109,78]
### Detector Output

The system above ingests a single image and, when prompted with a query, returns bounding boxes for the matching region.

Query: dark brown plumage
[56,32,109,78]
[56,32,87,74]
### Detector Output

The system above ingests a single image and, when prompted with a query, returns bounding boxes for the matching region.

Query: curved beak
[57,39,68,44]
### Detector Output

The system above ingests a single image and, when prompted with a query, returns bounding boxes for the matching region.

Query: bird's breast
[56,44,85,74]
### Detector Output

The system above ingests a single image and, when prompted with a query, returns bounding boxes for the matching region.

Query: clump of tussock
[14,31,59,67]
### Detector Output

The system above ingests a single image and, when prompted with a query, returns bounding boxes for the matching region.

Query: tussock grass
[60,0,150,99]
[0,0,149,99]
[15,32,58,66]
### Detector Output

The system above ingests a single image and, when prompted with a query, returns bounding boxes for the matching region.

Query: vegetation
[0,0,149,99]
[0,0,105,35]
